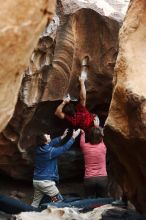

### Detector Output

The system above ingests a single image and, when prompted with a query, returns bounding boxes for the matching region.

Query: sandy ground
[0,175,84,204]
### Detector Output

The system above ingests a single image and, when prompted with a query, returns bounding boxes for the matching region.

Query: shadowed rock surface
[104,0,146,214]
[0,212,11,220]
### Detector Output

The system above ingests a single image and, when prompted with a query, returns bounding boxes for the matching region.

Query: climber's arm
[79,77,86,107]
[55,97,70,119]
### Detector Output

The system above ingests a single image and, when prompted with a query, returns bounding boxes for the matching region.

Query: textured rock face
[104,0,146,214]
[0,5,120,180]
[0,0,56,132]
[41,9,119,105]
[61,0,130,22]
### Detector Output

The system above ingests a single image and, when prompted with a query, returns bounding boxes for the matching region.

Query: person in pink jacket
[80,127,108,198]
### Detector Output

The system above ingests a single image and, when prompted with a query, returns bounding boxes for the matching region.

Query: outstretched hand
[72,129,81,139]
[61,129,68,139]
[63,96,71,104]
[80,129,84,134]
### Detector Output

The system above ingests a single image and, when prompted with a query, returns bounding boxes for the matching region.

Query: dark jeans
[40,197,114,211]
[0,195,39,214]
[84,176,108,198]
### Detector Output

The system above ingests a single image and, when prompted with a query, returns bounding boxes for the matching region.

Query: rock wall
[61,0,130,22]
[0,2,120,180]
[0,0,56,132]
[104,0,146,214]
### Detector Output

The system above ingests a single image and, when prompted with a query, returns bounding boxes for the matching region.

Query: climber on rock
[31,129,80,208]
[55,56,100,137]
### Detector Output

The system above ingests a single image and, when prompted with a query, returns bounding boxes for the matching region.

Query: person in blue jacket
[31,129,80,208]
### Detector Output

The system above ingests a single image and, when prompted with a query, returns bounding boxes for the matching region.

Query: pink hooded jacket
[80,131,107,178]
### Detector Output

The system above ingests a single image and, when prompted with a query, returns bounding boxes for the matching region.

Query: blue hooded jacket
[33,137,74,181]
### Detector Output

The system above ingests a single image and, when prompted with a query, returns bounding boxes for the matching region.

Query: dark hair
[88,127,103,145]
[36,134,47,147]
[62,103,76,116]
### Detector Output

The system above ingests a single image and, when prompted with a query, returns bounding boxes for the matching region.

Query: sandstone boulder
[0,0,56,132]
[104,0,146,214]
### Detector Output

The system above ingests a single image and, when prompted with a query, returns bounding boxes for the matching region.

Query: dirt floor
[0,175,84,205]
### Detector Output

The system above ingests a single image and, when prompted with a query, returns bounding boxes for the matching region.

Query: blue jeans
[0,195,39,214]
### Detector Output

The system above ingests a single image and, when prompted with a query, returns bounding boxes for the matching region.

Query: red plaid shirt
[65,103,94,130]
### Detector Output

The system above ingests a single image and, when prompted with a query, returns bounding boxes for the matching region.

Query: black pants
[84,176,108,198]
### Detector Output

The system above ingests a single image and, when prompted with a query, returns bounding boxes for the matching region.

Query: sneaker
[50,193,63,202]
[81,56,89,66]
